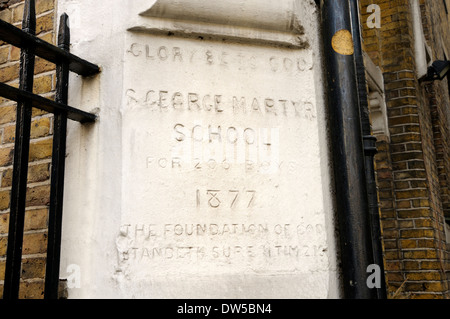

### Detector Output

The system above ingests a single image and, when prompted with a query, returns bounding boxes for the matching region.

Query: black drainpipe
[348,0,387,299]
[320,0,377,299]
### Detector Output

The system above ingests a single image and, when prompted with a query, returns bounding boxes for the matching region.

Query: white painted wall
[57,0,340,299]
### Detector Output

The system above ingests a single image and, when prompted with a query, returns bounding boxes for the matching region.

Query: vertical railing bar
[3,0,36,300]
[44,13,70,299]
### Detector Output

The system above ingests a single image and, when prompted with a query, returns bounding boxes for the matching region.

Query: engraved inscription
[125,89,317,120]
[195,189,257,209]
[146,156,301,174]
[117,222,328,264]
[145,124,282,175]
[120,33,329,280]
[126,43,314,75]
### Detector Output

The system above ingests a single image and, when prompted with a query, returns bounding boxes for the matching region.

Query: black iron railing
[0,0,100,299]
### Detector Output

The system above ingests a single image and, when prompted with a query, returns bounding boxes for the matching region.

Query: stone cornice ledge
[127,0,310,49]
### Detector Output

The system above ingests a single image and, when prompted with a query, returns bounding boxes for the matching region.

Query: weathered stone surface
[58,0,338,299]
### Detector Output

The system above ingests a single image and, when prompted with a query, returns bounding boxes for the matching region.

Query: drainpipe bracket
[363,135,378,156]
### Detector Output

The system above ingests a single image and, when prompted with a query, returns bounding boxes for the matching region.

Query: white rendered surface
[58,0,340,299]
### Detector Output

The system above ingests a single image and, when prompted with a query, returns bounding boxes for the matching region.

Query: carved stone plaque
[61,0,339,299]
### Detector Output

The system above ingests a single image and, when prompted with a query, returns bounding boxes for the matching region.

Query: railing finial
[22,0,36,34]
[58,13,70,50]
